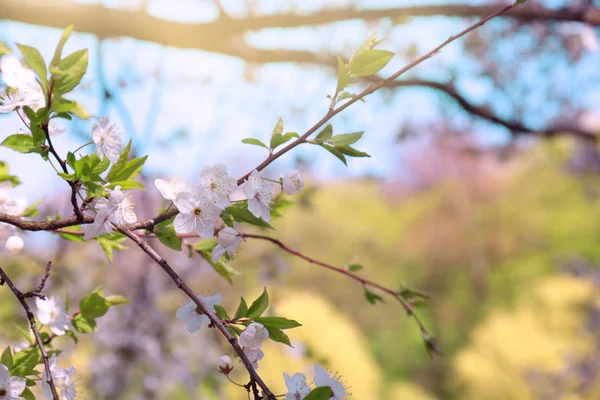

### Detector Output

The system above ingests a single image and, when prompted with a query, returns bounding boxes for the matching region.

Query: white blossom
[0,55,35,89]
[0,182,27,245]
[313,365,347,399]
[0,363,25,400]
[92,115,121,163]
[282,170,304,195]
[239,322,269,350]
[4,236,23,254]
[243,347,264,370]
[0,89,40,114]
[41,355,76,400]
[84,186,137,240]
[35,296,71,336]
[217,355,233,375]
[12,341,29,353]
[244,170,276,222]
[173,191,220,238]
[211,226,241,262]
[154,177,193,201]
[284,372,311,400]
[175,294,223,334]
[199,163,237,209]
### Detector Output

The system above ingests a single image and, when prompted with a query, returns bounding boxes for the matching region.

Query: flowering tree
[0,2,524,399]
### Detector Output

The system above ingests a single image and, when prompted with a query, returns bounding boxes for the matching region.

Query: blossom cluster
[282,365,348,400]
[0,181,26,253]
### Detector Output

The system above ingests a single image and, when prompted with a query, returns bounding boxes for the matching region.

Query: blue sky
[0,0,596,204]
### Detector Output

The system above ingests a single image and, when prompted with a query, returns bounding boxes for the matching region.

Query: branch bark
[0,0,598,54]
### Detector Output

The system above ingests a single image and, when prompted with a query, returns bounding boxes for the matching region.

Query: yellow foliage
[453,276,597,400]
[226,291,382,399]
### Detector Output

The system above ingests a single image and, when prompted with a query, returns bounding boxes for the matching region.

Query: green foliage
[51,25,73,67]
[155,218,182,251]
[1,347,13,370]
[80,293,109,319]
[253,317,301,330]
[336,55,348,94]
[196,250,237,284]
[0,161,21,186]
[222,201,273,229]
[1,134,42,154]
[97,234,127,262]
[16,43,47,87]
[247,287,269,318]
[213,304,229,320]
[20,197,44,217]
[364,288,384,305]
[349,49,394,76]
[9,348,40,377]
[234,297,249,320]
[304,387,333,400]
[347,264,363,272]
[241,138,268,149]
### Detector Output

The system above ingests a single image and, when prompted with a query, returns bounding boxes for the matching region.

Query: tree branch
[118,228,276,400]
[0,0,598,54]
[0,265,60,400]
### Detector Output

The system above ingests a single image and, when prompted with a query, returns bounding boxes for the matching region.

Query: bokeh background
[1,0,600,399]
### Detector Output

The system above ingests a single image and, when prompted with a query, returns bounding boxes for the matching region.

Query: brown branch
[241,233,433,343]
[22,261,52,299]
[1,0,598,55]
[236,2,521,185]
[0,265,60,400]
[117,228,275,400]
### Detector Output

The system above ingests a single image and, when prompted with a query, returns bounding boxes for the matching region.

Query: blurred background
[1,0,600,398]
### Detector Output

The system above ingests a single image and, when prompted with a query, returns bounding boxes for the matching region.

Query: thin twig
[117,228,276,400]
[22,261,52,299]
[0,266,60,400]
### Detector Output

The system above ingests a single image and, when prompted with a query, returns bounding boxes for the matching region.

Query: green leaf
[70,101,89,119]
[326,132,363,147]
[107,156,147,183]
[347,264,363,272]
[1,347,13,370]
[319,144,347,166]
[72,314,97,333]
[30,125,46,147]
[0,43,10,57]
[254,316,301,330]
[224,202,273,229]
[80,293,110,319]
[349,49,394,76]
[233,297,248,320]
[227,325,243,337]
[97,234,127,262]
[335,145,370,158]
[265,326,292,346]
[19,197,44,218]
[53,49,88,95]
[364,288,384,305]
[193,237,217,252]
[197,251,237,284]
[241,138,268,149]
[1,134,40,154]
[337,91,360,102]
[269,117,284,149]
[22,106,39,125]
[247,288,269,318]
[16,43,47,84]
[315,124,333,142]
[336,55,347,93]
[213,304,228,320]
[155,219,182,251]
[59,231,86,243]
[104,180,144,190]
[304,387,334,400]
[10,348,40,376]
[105,295,129,306]
[21,388,35,400]
[51,25,74,67]
[65,330,78,344]
[13,325,33,345]
[105,140,132,182]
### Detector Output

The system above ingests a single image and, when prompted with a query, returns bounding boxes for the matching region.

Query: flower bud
[5,235,23,253]
[217,355,233,375]
[282,170,303,195]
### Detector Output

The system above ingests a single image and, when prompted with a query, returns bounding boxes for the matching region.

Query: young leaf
[326,132,364,147]
[319,143,347,166]
[106,156,147,183]
[265,326,292,346]
[349,49,394,77]
[213,304,228,320]
[16,44,47,84]
[335,145,370,158]
[364,288,384,305]
[105,140,132,182]
[193,237,217,252]
[1,134,40,154]
[72,314,97,333]
[315,124,333,142]
[51,25,74,67]
[80,293,110,319]
[19,197,45,218]
[155,220,182,251]
[247,288,269,318]
[197,251,237,284]
[1,347,13,370]
[10,348,40,376]
[269,117,284,149]
[97,234,127,262]
[242,138,268,149]
[105,295,129,306]
[233,297,249,320]
[253,316,301,330]
[53,49,89,95]
[347,264,363,272]
[304,387,334,400]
